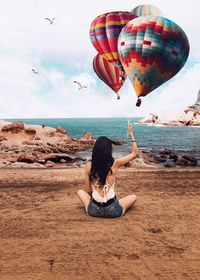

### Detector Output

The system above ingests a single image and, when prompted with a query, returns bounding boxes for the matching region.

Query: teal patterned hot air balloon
[131,4,163,17]
[118,16,190,100]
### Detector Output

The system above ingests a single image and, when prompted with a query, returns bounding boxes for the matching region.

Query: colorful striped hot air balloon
[118,16,190,104]
[131,4,163,17]
[93,54,126,99]
[90,11,137,71]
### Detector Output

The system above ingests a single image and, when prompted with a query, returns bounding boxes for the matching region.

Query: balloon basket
[136,98,141,107]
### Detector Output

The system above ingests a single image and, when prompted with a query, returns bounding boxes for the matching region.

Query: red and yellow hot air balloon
[93,54,126,99]
[90,11,137,71]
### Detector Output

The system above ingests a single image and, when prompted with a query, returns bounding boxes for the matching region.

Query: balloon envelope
[93,54,126,98]
[118,16,190,98]
[90,11,137,70]
[132,4,163,17]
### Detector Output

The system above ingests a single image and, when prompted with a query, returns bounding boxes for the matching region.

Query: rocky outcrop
[45,161,55,168]
[185,90,200,113]
[139,113,160,124]
[79,132,93,141]
[111,140,127,145]
[43,153,74,163]
[0,120,95,168]
[55,126,68,135]
[148,148,198,167]
[17,153,38,164]
[24,128,36,135]
[176,91,200,126]
[1,122,25,133]
[0,136,7,142]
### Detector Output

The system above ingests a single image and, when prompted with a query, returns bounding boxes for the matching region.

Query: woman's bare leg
[77,190,91,210]
[119,194,137,213]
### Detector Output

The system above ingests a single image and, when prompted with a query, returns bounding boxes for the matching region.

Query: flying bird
[73,81,87,90]
[32,68,39,74]
[45,17,55,24]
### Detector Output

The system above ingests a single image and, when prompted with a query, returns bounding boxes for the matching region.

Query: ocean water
[6,118,200,159]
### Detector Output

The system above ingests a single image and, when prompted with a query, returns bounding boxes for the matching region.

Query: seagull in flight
[73,81,87,90]
[45,17,55,24]
[32,68,39,74]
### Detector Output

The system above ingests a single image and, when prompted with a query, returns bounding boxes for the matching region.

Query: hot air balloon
[118,16,190,105]
[131,4,163,17]
[93,54,126,99]
[90,11,137,71]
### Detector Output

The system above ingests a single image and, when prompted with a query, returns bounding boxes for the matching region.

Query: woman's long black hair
[89,136,114,187]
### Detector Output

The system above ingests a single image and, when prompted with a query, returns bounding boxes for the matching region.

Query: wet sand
[0,168,200,280]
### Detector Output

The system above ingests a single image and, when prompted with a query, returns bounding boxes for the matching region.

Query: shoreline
[0,119,199,168]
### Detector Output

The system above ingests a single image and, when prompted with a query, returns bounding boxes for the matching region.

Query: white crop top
[91,180,115,203]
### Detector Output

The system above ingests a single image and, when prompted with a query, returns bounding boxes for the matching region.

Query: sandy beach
[0,168,200,280]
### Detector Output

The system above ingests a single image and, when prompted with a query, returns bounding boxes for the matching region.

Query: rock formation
[1,122,25,133]
[178,90,200,126]
[139,113,161,124]
[0,120,95,168]
[139,90,200,126]
[79,132,93,141]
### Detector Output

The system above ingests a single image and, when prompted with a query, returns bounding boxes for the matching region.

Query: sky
[0,0,200,119]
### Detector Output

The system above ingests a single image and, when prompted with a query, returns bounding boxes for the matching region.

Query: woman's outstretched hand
[128,123,134,135]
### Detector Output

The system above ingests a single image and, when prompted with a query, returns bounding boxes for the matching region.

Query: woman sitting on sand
[77,123,138,218]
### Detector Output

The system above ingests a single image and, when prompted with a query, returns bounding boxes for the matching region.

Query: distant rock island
[139,90,200,126]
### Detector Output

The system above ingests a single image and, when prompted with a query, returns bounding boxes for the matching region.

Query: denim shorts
[86,199,124,218]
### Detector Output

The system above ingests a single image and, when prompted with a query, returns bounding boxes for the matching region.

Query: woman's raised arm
[113,123,139,169]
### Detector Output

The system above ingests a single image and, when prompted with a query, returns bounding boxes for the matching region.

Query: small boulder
[24,128,36,135]
[1,122,25,133]
[181,155,197,165]
[55,126,68,135]
[169,153,178,162]
[38,159,46,164]
[0,136,7,141]
[111,140,127,145]
[80,132,93,141]
[17,153,38,163]
[176,157,189,166]
[154,155,167,163]
[159,149,172,156]
[45,160,55,168]
[22,141,35,145]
